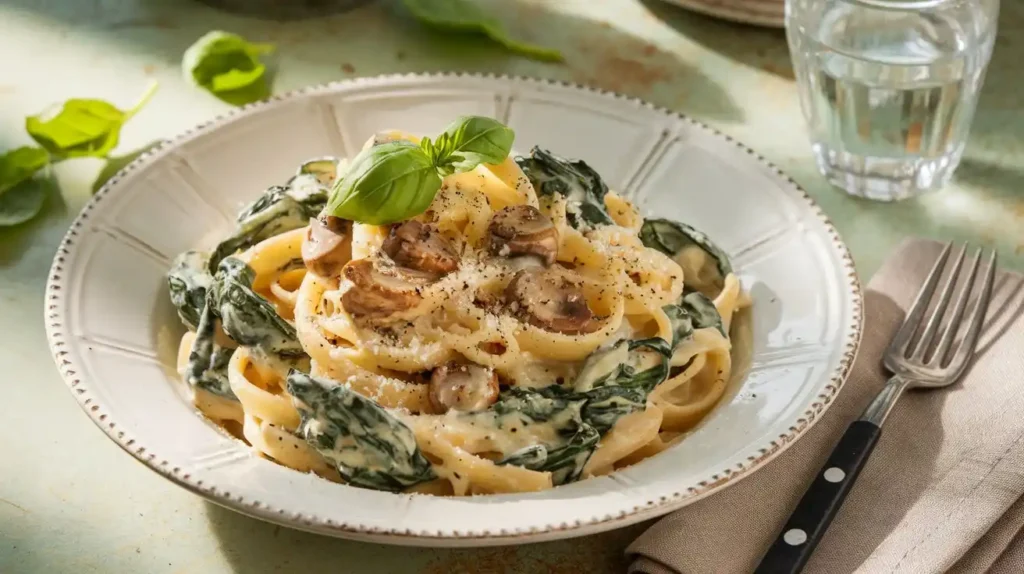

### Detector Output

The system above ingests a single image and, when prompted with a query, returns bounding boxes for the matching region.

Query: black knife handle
[754,420,882,574]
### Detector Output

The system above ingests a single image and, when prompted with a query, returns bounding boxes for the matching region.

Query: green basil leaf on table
[25,83,157,159]
[401,0,563,63]
[183,31,275,106]
[326,140,441,225]
[0,146,49,196]
[0,177,50,227]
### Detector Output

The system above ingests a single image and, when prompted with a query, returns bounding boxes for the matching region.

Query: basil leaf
[401,0,562,63]
[0,177,50,227]
[0,147,49,196]
[183,31,274,106]
[435,115,514,174]
[25,83,157,159]
[326,141,441,225]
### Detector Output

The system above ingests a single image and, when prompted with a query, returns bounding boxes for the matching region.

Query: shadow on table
[638,0,793,79]
[0,0,742,123]
[203,501,648,574]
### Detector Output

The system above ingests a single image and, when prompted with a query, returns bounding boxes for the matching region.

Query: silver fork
[755,243,998,574]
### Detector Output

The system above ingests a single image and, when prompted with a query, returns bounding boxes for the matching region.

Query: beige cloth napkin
[627,238,1024,574]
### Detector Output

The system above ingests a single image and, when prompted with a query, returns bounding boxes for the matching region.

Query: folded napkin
[628,238,1024,574]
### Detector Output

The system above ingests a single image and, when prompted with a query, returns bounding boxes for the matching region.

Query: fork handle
[753,420,882,574]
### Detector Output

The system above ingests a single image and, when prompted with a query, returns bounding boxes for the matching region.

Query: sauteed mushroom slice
[428,362,499,413]
[506,267,600,335]
[340,259,430,319]
[302,215,352,278]
[487,205,558,266]
[382,220,459,276]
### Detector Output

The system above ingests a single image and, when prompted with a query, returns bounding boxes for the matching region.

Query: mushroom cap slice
[302,215,352,278]
[428,362,499,413]
[487,205,559,266]
[382,220,460,276]
[506,266,600,335]
[340,259,429,319]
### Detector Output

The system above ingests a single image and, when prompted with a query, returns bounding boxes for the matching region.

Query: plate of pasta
[45,74,861,545]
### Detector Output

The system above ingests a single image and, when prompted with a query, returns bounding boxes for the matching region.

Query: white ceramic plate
[659,0,785,28]
[44,73,860,547]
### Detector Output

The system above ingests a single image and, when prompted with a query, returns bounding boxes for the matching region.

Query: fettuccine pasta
[167,126,748,496]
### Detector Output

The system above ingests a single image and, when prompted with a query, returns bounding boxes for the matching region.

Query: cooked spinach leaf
[287,370,435,491]
[662,303,695,349]
[572,338,670,394]
[208,182,324,272]
[484,337,673,483]
[681,291,726,337]
[168,250,213,331]
[640,218,732,298]
[499,423,600,485]
[184,301,237,399]
[515,147,612,229]
[579,385,649,434]
[209,257,303,356]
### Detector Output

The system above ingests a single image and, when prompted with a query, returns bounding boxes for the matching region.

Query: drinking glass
[786,0,1000,201]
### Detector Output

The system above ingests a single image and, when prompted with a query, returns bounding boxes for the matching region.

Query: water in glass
[787,0,999,200]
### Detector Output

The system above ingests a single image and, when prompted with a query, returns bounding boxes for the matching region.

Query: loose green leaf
[0,147,49,196]
[401,0,562,62]
[183,31,275,106]
[640,218,733,298]
[326,141,441,225]
[288,370,436,491]
[434,115,515,175]
[25,83,157,159]
[515,147,613,229]
[0,177,49,227]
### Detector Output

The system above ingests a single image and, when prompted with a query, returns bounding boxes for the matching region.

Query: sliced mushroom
[382,220,459,276]
[340,259,430,319]
[505,267,600,335]
[429,362,499,413]
[302,215,352,278]
[487,205,559,266]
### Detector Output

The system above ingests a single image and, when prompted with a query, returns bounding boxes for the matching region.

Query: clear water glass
[786,0,1000,201]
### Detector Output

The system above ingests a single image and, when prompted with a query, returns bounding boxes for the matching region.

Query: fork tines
[888,242,997,371]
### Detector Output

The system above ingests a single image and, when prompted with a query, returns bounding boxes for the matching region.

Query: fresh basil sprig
[183,31,275,106]
[326,116,514,225]
[401,0,562,63]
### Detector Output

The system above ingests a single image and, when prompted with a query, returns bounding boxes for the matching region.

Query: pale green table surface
[1,1,1021,573]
